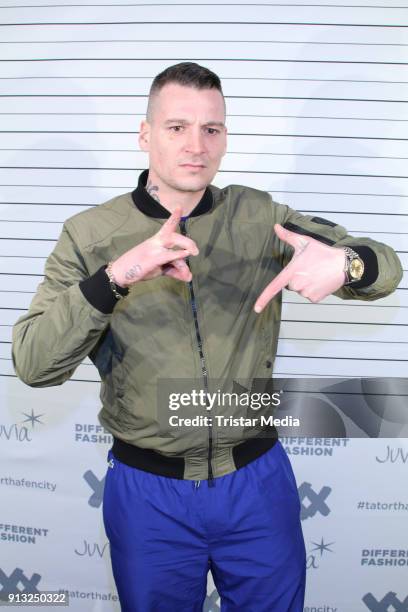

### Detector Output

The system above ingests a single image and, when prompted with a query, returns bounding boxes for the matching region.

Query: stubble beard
[163,171,213,195]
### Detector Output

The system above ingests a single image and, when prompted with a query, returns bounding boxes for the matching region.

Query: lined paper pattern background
[1,0,407,383]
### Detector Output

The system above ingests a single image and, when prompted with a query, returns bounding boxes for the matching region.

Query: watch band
[343,246,364,285]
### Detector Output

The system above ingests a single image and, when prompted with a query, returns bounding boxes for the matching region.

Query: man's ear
[139,120,150,151]
[222,126,228,157]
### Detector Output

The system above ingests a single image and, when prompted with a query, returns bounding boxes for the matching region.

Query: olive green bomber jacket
[11,176,403,479]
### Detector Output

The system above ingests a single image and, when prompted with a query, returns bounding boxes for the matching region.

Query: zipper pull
[108,458,114,469]
[179,217,188,235]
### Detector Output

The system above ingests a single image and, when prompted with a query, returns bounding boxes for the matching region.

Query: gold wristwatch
[343,246,365,285]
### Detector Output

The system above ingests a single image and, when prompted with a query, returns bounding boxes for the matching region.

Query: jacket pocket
[98,347,125,417]
[257,443,301,509]
[261,316,275,375]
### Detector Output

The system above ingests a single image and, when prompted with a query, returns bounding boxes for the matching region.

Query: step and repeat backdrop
[1,1,407,610]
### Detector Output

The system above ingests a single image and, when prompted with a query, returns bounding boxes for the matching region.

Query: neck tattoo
[146,180,161,203]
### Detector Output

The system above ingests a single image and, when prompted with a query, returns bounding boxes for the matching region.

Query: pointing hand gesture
[111,207,199,287]
[254,223,346,313]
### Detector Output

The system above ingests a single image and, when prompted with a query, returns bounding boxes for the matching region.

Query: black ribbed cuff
[345,245,379,289]
[79,265,129,314]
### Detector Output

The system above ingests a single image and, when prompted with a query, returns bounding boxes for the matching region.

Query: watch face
[350,258,364,279]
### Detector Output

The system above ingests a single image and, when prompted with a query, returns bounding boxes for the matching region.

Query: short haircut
[146,62,225,121]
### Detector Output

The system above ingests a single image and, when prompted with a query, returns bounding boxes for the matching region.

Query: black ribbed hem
[112,437,185,478]
[79,265,129,314]
[232,434,278,470]
[110,433,279,479]
[346,245,379,289]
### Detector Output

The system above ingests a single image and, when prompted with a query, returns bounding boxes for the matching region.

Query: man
[12,63,402,611]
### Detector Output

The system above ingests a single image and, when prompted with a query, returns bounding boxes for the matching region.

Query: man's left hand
[254,223,346,314]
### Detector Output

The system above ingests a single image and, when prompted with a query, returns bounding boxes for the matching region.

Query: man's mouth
[180,163,206,169]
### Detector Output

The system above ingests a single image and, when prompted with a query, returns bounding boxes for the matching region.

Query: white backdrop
[1,1,407,610]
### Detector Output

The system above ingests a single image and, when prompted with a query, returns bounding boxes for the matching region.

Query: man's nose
[185,128,205,154]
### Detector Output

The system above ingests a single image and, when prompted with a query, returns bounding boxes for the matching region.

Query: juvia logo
[298,482,331,521]
[74,540,109,558]
[83,470,105,508]
[21,410,44,429]
[362,592,408,611]
[0,410,45,443]
[0,568,41,600]
[375,446,408,464]
[306,537,335,570]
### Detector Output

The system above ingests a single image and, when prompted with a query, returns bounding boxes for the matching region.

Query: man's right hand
[109,207,199,287]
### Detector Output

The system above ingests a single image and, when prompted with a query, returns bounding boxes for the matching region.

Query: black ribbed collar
[131,169,213,219]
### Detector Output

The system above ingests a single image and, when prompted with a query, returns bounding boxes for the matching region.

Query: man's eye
[206,128,220,135]
[169,125,183,132]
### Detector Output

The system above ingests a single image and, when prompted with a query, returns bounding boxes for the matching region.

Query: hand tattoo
[125,263,142,281]
[296,238,310,256]
[146,180,161,203]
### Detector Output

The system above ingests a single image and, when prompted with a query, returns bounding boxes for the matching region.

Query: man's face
[139,83,227,195]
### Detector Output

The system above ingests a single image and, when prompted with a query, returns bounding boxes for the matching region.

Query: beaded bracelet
[105,261,125,300]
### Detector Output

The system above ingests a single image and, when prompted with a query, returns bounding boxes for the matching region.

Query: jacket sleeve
[275,205,403,301]
[11,221,123,387]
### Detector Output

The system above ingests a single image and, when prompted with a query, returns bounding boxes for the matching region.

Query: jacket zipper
[180,219,215,487]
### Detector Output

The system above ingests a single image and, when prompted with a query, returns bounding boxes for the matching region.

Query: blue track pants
[102,440,306,612]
